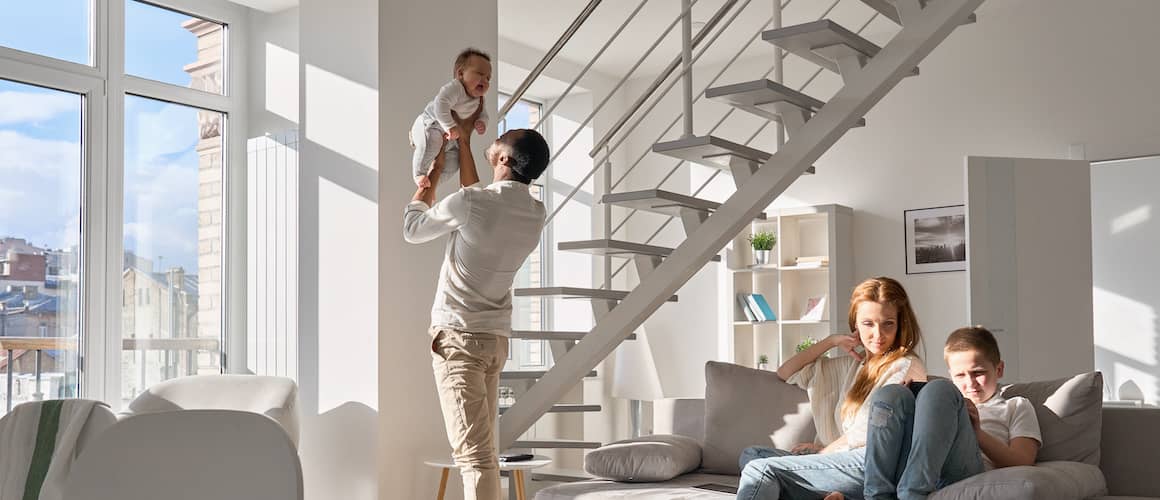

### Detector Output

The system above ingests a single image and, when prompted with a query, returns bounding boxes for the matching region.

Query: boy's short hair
[507,129,550,184]
[455,48,491,75]
[944,326,1002,366]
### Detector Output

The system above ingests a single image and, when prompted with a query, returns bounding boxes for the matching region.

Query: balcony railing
[0,336,219,413]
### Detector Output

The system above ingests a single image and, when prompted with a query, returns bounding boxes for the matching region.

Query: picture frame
[904,205,967,274]
[802,294,827,321]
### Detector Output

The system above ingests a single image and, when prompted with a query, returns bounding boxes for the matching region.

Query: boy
[410,48,492,189]
[859,326,1041,500]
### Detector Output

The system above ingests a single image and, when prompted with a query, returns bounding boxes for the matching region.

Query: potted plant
[748,231,776,265]
[795,337,817,353]
[757,354,770,370]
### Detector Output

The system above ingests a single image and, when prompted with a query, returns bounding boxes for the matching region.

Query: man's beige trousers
[431,328,509,500]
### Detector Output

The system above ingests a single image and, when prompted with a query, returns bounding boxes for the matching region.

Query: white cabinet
[721,204,853,367]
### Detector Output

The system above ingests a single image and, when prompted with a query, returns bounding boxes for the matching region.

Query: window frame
[0,0,249,410]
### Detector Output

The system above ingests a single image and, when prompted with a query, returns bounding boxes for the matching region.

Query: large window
[0,0,244,413]
[499,94,548,370]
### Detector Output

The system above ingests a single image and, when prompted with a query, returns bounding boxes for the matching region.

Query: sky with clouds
[0,1,218,273]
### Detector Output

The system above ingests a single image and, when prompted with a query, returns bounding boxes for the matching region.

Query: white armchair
[64,410,303,500]
[124,374,300,446]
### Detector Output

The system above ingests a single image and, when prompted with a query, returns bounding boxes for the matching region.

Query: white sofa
[537,362,1160,500]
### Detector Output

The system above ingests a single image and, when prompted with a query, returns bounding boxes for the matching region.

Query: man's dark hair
[454,48,491,75]
[507,129,550,184]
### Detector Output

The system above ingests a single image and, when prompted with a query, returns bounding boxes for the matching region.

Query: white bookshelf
[721,204,853,368]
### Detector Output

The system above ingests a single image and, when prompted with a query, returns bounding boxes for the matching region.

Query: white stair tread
[860,0,977,26]
[763,19,919,77]
[603,189,767,220]
[706,79,866,127]
[512,330,637,341]
[653,135,770,168]
[499,404,601,415]
[514,287,678,302]
[558,239,721,262]
[501,370,597,380]
[512,439,602,449]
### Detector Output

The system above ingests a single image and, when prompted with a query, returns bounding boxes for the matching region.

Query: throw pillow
[701,361,815,474]
[1001,371,1103,465]
[583,434,701,482]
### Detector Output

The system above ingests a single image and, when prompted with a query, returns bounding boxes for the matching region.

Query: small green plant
[795,337,817,353]
[757,354,769,365]
[748,231,776,251]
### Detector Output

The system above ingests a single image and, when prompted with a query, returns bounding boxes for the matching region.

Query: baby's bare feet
[823,492,844,500]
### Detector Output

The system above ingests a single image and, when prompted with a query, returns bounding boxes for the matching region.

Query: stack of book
[736,293,777,322]
[794,256,829,268]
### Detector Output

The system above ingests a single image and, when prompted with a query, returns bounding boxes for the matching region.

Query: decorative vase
[754,249,771,265]
[757,363,769,371]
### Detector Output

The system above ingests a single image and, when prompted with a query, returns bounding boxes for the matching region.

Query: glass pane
[125,0,225,94]
[122,95,223,406]
[0,0,91,65]
[0,78,83,415]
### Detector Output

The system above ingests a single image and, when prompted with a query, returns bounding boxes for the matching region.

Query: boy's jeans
[863,380,985,500]
[737,446,869,500]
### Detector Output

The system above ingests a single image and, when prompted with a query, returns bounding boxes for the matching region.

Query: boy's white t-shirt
[976,394,1042,470]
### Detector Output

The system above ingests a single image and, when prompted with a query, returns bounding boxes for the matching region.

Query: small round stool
[424,456,553,500]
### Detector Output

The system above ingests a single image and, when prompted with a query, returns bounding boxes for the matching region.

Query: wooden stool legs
[512,470,527,500]
[436,467,449,500]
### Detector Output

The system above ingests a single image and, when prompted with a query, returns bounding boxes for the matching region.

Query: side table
[424,456,553,500]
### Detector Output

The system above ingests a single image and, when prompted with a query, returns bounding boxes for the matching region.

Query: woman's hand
[791,442,824,455]
[826,333,863,361]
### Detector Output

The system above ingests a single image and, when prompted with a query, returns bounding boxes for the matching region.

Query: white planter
[757,363,769,371]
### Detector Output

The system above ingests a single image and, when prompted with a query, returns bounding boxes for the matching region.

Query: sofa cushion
[584,434,702,483]
[1001,371,1103,465]
[701,361,815,475]
[928,461,1106,500]
[535,472,738,499]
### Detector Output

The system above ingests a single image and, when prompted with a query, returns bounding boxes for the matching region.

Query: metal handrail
[546,0,757,227]
[590,0,742,156]
[605,8,881,283]
[530,0,649,134]
[497,0,603,121]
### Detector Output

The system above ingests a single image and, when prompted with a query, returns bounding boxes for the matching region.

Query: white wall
[378,2,497,499]
[617,0,1160,379]
[298,0,379,498]
[1093,156,1160,404]
[246,7,299,137]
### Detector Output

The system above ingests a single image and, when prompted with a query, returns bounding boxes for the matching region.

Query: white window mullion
[122,75,235,115]
[97,0,126,409]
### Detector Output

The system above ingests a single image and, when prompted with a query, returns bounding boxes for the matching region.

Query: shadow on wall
[299,402,379,499]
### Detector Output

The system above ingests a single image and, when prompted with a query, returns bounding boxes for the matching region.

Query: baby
[410,48,492,188]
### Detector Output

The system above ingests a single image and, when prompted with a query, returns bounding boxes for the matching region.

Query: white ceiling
[228,0,298,13]
[498,0,900,78]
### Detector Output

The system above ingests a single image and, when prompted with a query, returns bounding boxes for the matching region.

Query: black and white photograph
[904,205,967,274]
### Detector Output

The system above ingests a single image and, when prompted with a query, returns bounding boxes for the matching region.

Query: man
[403,105,550,500]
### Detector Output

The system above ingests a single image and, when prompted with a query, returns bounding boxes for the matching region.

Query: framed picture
[904,205,967,274]
[802,294,827,321]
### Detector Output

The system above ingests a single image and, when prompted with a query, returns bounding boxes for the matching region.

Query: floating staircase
[500,0,985,460]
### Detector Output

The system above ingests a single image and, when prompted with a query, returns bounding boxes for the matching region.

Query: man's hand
[450,97,484,142]
[444,128,460,141]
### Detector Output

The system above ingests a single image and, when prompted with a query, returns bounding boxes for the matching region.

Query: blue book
[749,294,777,322]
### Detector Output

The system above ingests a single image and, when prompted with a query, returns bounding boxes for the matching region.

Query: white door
[965,156,1093,382]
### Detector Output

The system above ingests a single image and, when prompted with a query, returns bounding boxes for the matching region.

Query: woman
[737,277,928,500]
